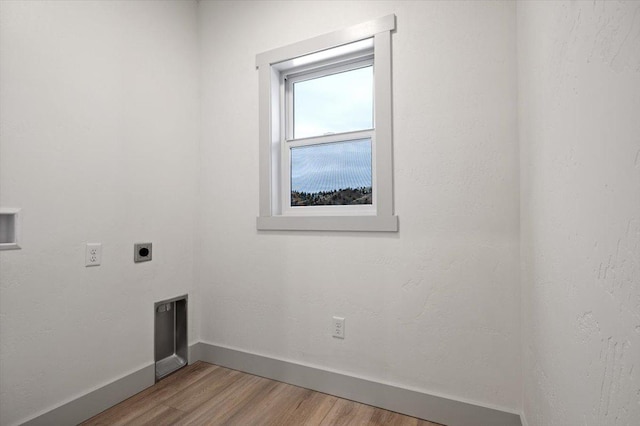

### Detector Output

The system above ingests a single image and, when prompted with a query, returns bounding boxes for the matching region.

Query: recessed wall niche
[0,208,21,250]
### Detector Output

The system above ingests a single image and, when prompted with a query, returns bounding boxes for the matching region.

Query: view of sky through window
[290,139,372,206]
[293,65,373,139]
[290,65,373,206]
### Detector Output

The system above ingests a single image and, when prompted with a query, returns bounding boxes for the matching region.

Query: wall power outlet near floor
[332,316,345,339]
[85,243,102,267]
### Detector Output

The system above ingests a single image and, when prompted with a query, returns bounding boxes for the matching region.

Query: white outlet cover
[85,243,102,267]
[332,316,345,339]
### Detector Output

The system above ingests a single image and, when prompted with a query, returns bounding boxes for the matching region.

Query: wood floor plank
[369,407,402,425]
[214,381,295,425]
[163,366,241,412]
[127,404,187,426]
[176,374,272,424]
[319,397,377,426]
[83,362,444,426]
[82,362,216,426]
[266,388,338,425]
[219,381,326,425]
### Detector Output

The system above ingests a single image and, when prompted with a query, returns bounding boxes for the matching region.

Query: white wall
[198,0,520,412]
[518,1,640,425]
[0,1,200,425]
[4,1,639,424]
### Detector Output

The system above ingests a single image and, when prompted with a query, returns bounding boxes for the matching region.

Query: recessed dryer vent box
[0,208,21,250]
[154,295,187,381]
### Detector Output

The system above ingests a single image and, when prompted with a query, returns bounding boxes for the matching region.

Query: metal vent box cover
[154,295,187,381]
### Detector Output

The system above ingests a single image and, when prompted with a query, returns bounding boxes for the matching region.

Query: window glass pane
[293,66,373,139]
[291,139,372,206]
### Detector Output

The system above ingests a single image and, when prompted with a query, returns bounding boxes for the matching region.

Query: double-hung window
[256,15,398,232]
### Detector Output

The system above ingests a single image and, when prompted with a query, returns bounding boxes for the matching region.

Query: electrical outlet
[134,242,152,263]
[85,243,102,267]
[332,316,345,339]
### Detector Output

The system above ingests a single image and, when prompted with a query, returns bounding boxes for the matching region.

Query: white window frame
[283,57,375,217]
[256,14,398,232]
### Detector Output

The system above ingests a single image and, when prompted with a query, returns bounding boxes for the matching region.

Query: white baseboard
[19,343,522,426]
[195,342,522,426]
[20,364,154,426]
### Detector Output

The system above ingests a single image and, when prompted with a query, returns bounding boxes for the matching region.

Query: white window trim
[282,56,375,218]
[256,14,398,232]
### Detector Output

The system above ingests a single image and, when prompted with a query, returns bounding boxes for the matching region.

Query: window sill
[256,215,398,232]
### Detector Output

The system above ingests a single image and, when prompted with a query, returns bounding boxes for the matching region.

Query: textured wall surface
[518,1,640,425]
[0,2,200,425]
[198,0,520,412]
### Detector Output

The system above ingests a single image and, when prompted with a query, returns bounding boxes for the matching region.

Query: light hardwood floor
[82,361,442,426]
